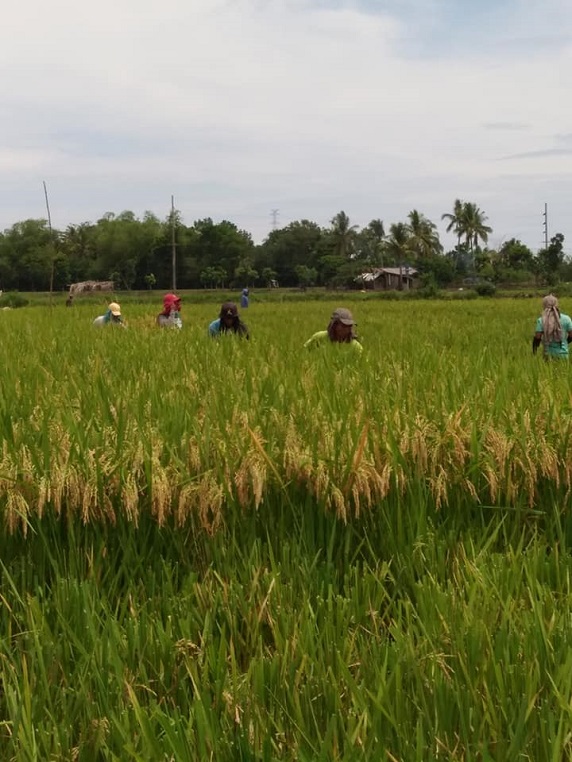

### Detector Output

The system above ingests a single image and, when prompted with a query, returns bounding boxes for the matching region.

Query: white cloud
[0,0,571,250]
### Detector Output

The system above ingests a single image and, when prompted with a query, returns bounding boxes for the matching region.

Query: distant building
[68,280,115,297]
[356,267,418,291]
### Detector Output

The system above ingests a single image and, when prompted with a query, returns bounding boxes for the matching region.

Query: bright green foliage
[442,200,492,254]
[261,221,324,287]
[1,299,572,759]
[537,234,566,286]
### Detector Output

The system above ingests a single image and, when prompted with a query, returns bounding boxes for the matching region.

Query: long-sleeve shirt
[157,313,182,329]
[93,311,125,327]
[303,330,363,354]
[208,318,249,339]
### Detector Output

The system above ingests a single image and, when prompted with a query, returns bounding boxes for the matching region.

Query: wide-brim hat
[331,307,355,325]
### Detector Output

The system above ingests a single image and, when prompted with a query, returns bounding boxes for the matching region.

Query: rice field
[2,297,572,760]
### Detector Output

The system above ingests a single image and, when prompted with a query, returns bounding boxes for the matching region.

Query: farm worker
[157,293,182,329]
[304,307,362,354]
[533,294,572,359]
[241,288,249,308]
[93,302,125,327]
[209,302,249,339]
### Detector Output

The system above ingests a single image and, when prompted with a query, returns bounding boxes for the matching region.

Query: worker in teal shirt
[209,302,249,339]
[93,302,126,327]
[533,294,572,359]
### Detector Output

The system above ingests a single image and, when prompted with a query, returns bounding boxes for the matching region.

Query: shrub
[416,273,440,299]
[475,281,496,297]
[0,292,29,308]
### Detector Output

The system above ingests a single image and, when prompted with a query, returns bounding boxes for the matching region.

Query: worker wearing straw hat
[304,307,362,354]
[93,302,126,327]
[533,294,572,359]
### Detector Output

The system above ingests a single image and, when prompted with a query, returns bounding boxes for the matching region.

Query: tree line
[0,201,567,292]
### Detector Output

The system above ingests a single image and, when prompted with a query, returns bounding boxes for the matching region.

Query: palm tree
[355,219,386,266]
[460,202,492,253]
[386,222,411,290]
[368,219,385,266]
[441,199,464,250]
[62,222,95,281]
[368,218,385,241]
[407,210,442,261]
[330,211,358,259]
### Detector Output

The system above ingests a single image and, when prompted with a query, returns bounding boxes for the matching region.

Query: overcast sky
[1,0,571,252]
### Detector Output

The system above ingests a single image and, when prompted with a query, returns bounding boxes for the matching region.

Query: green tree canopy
[259,221,323,287]
[536,233,565,286]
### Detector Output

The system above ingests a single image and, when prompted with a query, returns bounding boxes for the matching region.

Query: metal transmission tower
[171,195,177,291]
[271,209,279,231]
[543,203,548,249]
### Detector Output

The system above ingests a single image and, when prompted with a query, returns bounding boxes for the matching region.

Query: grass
[1,298,572,759]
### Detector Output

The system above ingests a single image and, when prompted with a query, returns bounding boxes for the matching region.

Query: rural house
[356,267,418,291]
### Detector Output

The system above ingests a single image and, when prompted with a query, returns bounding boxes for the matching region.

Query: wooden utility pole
[43,181,55,302]
[171,195,177,292]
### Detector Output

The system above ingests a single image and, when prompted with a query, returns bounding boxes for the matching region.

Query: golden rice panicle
[196,475,223,534]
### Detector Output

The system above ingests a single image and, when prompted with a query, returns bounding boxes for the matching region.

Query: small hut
[68,280,115,297]
[356,267,418,291]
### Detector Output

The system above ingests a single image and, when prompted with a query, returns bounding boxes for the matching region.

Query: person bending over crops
[533,294,572,360]
[209,302,249,339]
[304,307,362,354]
[157,293,182,329]
[93,302,125,327]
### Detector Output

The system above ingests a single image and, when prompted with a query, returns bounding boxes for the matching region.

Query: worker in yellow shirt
[304,307,362,354]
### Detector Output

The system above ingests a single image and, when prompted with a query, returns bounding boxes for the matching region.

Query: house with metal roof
[356,266,418,291]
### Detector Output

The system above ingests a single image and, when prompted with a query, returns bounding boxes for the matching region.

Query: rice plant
[0,298,571,759]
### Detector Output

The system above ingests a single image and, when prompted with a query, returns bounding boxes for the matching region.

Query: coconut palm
[407,210,442,261]
[368,218,385,242]
[386,222,412,290]
[330,211,358,259]
[441,199,465,249]
[355,219,386,266]
[460,202,492,252]
[368,219,385,266]
[62,222,96,281]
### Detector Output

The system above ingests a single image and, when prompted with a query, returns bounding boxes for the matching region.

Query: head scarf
[541,294,562,344]
[162,293,181,316]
